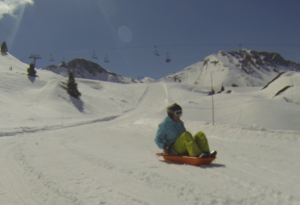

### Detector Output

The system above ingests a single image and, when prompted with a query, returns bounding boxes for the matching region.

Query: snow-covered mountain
[1,52,300,204]
[140,77,155,83]
[42,58,139,84]
[160,49,300,91]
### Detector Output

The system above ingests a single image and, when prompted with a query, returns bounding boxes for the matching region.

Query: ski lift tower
[29,54,41,67]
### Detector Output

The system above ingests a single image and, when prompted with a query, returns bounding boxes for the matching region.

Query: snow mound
[261,72,300,103]
[141,77,155,83]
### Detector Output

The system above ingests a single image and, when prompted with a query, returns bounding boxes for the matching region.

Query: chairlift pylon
[166,52,171,63]
[153,46,160,56]
[104,54,109,63]
[92,50,98,59]
[29,54,41,67]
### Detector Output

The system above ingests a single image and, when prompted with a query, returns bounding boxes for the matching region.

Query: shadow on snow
[28,75,37,83]
[70,95,84,112]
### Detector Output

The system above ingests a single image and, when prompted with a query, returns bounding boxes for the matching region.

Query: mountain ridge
[42,58,138,84]
[159,49,300,89]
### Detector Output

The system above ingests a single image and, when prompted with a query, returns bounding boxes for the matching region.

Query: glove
[163,143,178,155]
[163,144,172,154]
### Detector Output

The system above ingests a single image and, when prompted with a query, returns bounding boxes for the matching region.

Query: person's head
[167,103,182,122]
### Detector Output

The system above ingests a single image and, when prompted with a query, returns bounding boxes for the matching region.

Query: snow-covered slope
[0,53,146,135]
[1,52,300,205]
[160,49,300,92]
[42,58,139,84]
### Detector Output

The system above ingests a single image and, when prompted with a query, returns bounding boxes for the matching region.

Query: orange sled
[156,153,215,166]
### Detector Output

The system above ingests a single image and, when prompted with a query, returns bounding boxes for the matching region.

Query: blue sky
[1,0,300,79]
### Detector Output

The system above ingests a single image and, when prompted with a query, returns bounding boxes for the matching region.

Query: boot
[209,150,217,158]
[198,152,210,158]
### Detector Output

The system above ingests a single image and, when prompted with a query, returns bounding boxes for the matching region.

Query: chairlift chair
[49,54,55,62]
[92,50,98,59]
[104,54,109,63]
[166,53,171,63]
[153,46,160,56]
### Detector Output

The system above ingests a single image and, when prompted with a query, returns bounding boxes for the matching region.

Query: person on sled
[155,103,217,158]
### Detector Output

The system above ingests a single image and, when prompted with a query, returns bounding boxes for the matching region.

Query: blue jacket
[155,116,186,149]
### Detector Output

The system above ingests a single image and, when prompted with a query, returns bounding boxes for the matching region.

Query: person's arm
[181,121,187,132]
[154,124,166,149]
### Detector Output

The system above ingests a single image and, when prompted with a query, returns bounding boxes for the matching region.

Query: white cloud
[0,0,34,19]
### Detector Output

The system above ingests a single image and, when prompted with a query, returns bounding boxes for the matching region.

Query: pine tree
[66,72,81,99]
[27,63,36,76]
[1,41,8,54]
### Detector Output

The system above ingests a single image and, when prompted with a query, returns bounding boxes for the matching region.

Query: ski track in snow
[0,115,119,137]
[0,82,300,204]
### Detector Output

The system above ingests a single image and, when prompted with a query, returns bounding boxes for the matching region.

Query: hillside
[1,51,300,132]
[0,53,147,135]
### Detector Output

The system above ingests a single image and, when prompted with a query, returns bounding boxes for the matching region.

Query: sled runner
[156,153,215,166]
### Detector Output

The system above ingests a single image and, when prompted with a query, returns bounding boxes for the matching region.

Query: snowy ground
[1,53,300,205]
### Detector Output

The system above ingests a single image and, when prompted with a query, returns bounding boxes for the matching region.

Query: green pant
[171,131,210,157]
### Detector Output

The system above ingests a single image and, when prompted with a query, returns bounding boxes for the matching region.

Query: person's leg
[193,131,210,153]
[172,132,202,157]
